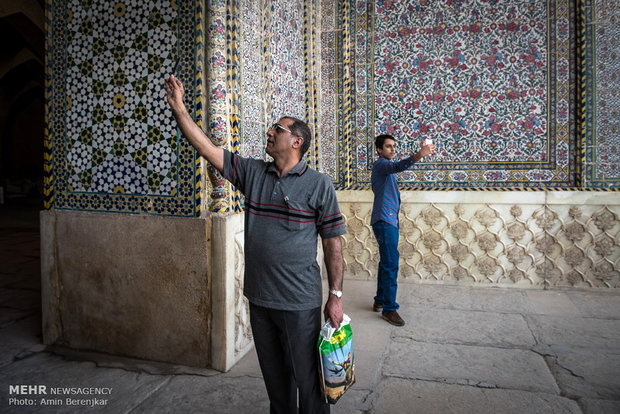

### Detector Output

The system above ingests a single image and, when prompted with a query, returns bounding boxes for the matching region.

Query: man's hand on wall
[165,74,186,114]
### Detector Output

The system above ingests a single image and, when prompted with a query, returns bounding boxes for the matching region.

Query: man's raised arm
[165,74,224,173]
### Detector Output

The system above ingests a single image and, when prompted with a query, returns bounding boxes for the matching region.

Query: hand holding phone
[418,138,435,159]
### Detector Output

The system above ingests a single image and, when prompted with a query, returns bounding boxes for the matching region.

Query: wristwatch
[329,289,343,298]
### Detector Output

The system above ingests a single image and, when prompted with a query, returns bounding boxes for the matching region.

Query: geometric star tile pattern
[47,0,203,215]
[65,0,177,195]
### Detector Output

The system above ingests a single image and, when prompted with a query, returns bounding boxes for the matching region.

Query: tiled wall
[322,1,620,288]
[320,0,619,190]
[46,0,205,216]
[206,0,320,212]
[45,1,619,217]
[46,0,321,215]
[584,0,620,187]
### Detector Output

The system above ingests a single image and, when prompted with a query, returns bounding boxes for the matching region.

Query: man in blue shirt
[371,134,434,326]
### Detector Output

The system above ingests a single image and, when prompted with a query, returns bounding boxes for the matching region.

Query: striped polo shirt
[223,150,346,311]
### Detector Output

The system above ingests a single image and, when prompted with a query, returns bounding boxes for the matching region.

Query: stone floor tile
[226,347,262,378]
[547,350,620,400]
[330,388,370,413]
[385,338,559,394]
[527,291,581,316]
[372,378,580,414]
[348,347,384,390]
[0,315,42,368]
[566,291,620,319]
[579,398,620,414]
[526,314,620,350]
[398,283,533,314]
[0,353,167,414]
[130,375,269,414]
[395,306,536,348]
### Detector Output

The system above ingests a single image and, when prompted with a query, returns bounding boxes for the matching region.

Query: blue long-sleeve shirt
[371,156,416,227]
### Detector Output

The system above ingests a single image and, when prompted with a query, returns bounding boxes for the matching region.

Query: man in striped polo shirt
[165,75,346,413]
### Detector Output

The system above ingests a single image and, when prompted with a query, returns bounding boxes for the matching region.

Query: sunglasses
[269,123,292,133]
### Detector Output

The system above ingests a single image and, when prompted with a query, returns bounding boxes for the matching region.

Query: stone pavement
[1,202,620,413]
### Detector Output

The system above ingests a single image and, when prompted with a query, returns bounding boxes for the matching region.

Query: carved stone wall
[233,231,252,356]
[210,213,252,371]
[339,191,620,289]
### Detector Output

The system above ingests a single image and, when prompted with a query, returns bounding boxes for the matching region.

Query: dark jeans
[372,220,400,313]
[250,303,330,414]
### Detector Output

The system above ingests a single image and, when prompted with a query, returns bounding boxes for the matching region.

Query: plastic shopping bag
[317,314,355,404]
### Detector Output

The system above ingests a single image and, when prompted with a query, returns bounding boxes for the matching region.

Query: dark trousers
[250,303,330,414]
